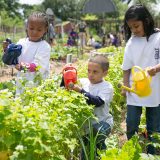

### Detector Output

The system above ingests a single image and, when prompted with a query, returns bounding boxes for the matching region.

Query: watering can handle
[132,66,145,77]
[62,66,77,72]
[62,63,77,74]
[62,66,77,74]
[132,66,152,82]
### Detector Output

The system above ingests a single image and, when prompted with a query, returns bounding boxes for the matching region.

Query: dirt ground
[0,66,16,82]
[0,61,65,82]
[119,119,127,147]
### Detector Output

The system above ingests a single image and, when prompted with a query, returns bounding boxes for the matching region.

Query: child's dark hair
[28,11,48,27]
[89,55,109,71]
[27,12,48,39]
[124,4,157,41]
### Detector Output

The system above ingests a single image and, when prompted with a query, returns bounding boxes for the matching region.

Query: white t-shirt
[87,38,95,46]
[80,78,114,128]
[16,38,51,94]
[122,32,160,107]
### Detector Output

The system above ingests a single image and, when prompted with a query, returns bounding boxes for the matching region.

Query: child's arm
[60,76,65,87]
[122,69,131,96]
[147,64,160,76]
[61,77,109,107]
[15,64,21,70]
[3,38,12,52]
[71,84,105,107]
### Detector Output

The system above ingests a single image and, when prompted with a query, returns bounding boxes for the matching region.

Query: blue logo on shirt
[155,48,160,59]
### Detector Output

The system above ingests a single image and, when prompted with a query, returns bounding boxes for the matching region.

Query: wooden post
[11,68,14,76]
[66,54,72,63]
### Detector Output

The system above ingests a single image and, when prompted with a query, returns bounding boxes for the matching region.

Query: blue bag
[2,43,22,65]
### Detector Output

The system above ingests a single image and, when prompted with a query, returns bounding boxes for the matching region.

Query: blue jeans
[92,121,111,149]
[81,121,111,160]
[126,105,160,154]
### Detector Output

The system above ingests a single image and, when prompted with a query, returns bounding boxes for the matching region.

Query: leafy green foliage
[41,0,84,21]
[0,0,21,18]
[0,10,23,28]
[82,14,98,21]
[50,45,78,60]
[0,78,94,159]
[0,80,16,92]
[101,135,142,160]
[106,47,126,124]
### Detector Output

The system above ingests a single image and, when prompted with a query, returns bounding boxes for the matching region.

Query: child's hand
[118,82,130,97]
[15,64,21,71]
[73,85,82,93]
[121,89,127,97]
[147,67,156,76]
[15,63,28,71]
[68,84,82,93]
[3,41,9,52]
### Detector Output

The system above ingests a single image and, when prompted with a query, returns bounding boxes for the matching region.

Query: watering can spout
[118,84,138,94]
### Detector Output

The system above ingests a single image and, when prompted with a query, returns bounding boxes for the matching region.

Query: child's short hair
[89,55,109,71]
[124,4,155,41]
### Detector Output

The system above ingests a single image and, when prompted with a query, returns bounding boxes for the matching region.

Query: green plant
[106,47,126,124]
[0,80,16,93]
[0,76,95,159]
[77,119,102,160]
[50,45,77,60]
[101,135,142,160]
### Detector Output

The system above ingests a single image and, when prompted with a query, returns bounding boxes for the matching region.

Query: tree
[20,4,35,19]
[41,0,85,20]
[0,0,21,18]
[0,0,24,29]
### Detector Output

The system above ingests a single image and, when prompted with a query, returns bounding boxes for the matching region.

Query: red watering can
[62,63,77,89]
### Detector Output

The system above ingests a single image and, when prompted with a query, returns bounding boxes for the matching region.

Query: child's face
[88,62,107,84]
[127,19,145,37]
[27,18,47,42]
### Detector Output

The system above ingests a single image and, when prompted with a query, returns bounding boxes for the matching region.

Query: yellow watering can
[121,66,152,97]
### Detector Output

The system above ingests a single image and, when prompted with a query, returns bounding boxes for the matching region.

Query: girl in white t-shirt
[15,12,51,95]
[122,4,160,154]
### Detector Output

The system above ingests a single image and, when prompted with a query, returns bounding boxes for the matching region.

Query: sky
[19,0,44,5]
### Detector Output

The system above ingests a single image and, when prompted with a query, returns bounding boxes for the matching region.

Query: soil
[119,119,127,147]
[0,61,65,82]
[0,66,17,82]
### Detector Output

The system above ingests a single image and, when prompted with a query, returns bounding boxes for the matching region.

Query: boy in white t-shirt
[62,55,113,158]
